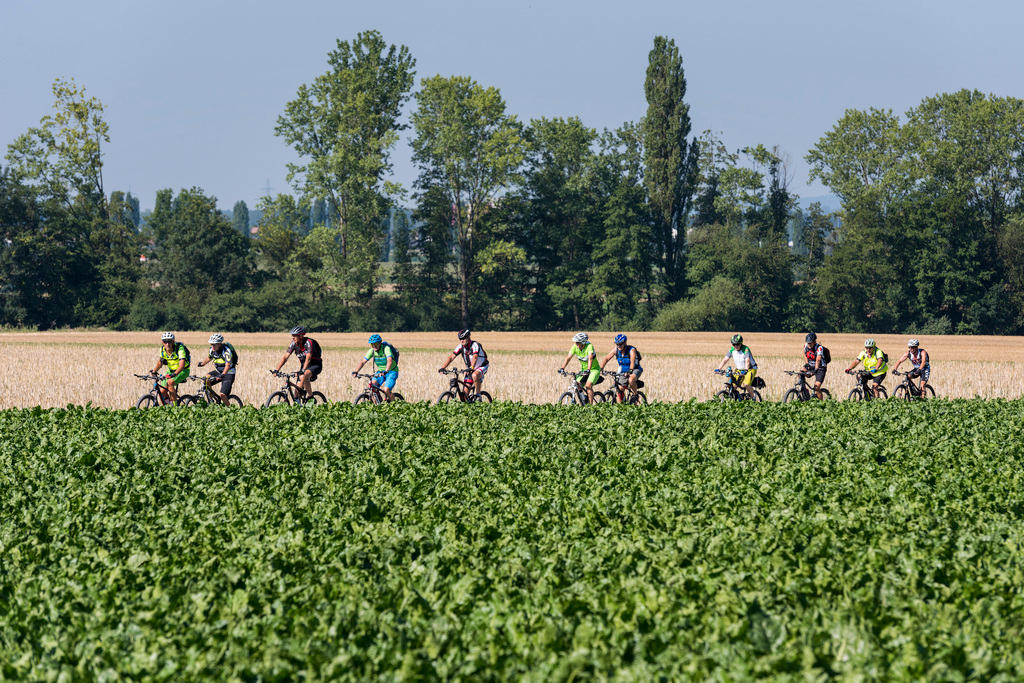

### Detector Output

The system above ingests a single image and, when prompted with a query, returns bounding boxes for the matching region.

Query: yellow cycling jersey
[160,342,190,374]
[569,342,597,371]
[857,348,888,376]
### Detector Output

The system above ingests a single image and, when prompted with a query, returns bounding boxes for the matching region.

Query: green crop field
[3,402,1024,679]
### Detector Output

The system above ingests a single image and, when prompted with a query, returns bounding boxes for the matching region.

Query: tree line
[3,31,1024,334]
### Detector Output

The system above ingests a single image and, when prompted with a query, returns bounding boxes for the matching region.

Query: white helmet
[864,338,876,348]
[907,338,919,347]
[161,331,175,342]
[209,333,224,344]
[573,332,589,344]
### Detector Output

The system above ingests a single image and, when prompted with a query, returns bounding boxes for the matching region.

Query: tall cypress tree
[232,200,250,238]
[642,36,699,302]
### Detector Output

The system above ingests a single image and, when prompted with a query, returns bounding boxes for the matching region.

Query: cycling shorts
[577,368,601,386]
[371,370,398,390]
[303,364,322,381]
[737,368,756,387]
[618,366,643,377]
[159,367,190,388]
[805,364,827,384]
[870,371,886,385]
[473,364,489,378]
[210,371,235,394]
[911,365,931,382]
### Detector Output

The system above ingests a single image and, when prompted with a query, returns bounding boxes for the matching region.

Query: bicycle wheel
[436,391,456,404]
[875,386,888,399]
[921,385,935,398]
[819,389,832,400]
[136,394,158,409]
[389,393,405,402]
[630,392,648,406]
[305,391,327,405]
[749,390,763,402]
[470,391,492,403]
[782,388,802,404]
[264,391,290,407]
[893,385,911,400]
[225,395,243,407]
[558,391,576,405]
[847,387,864,401]
[353,393,374,405]
[590,391,604,404]
[716,390,733,402]
[176,395,195,406]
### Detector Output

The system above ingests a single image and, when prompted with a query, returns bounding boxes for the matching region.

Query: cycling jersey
[804,343,826,368]
[159,342,190,374]
[569,342,597,371]
[858,348,888,376]
[615,345,642,372]
[726,345,757,370]
[209,343,237,374]
[908,347,929,368]
[288,337,322,364]
[454,341,488,369]
[365,343,399,372]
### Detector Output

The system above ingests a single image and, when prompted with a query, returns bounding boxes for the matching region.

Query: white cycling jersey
[454,341,488,370]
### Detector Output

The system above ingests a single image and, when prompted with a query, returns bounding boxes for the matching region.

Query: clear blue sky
[2,0,1021,211]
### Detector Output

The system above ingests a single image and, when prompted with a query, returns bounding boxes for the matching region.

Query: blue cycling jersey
[616,345,641,372]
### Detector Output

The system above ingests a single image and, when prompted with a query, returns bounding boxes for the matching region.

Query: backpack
[820,345,831,364]
[632,346,642,363]
[381,340,400,363]
[880,349,888,364]
[214,342,239,366]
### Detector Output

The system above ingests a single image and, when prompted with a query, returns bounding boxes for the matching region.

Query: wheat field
[1,330,1022,408]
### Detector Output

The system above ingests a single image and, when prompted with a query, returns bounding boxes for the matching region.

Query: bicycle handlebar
[439,368,470,375]
[353,372,383,380]
[134,373,160,381]
[270,370,301,378]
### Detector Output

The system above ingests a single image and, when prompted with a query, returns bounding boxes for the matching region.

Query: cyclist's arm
[469,352,479,369]
[560,351,574,371]
[921,350,929,366]
[151,357,164,375]
[586,352,597,370]
[600,350,615,369]
[273,350,292,373]
[892,351,908,371]
[353,357,367,374]
[845,358,860,372]
[440,351,456,370]
[198,354,210,368]
[717,355,731,371]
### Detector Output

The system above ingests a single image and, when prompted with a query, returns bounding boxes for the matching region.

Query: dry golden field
[1,330,1022,408]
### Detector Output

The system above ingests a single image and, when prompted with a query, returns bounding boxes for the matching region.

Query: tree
[5,78,109,220]
[148,188,252,295]
[642,36,699,301]
[232,200,250,238]
[411,75,525,326]
[253,194,305,278]
[275,30,415,302]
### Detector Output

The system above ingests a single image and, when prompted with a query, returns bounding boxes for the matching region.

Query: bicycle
[133,373,193,408]
[557,368,605,405]
[713,368,762,402]
[436,368,492,404]
[600,370,648,405]
[892,369,936,400]
[352,372,405,405]
[264,370,327,407]
[782,369,831,402]
[183,374,242,406]
[845,370,888,401]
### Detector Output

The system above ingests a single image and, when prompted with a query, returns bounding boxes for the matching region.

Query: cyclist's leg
[168,368,189,402]
[629,367,641,394]
[300,364,321,397]
[813,366,826,399]
[871,372,886,397]
[585,367,600,403]
[382,370,398,400]
[742,369,756,397]
[473,364,487,392]
[217,372,235,404]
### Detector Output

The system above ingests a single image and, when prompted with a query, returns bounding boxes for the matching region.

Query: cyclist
[353,334,399,401]
[600,333,642,402]
[801,332,828,400]
[272,326,322,399]
[196,333,237,404]
[893,338,931,396]
[716,334,757,399]
[559,332,600,404]
[150,331,190,404]
[439,328,488,394]
[845,338,888,397]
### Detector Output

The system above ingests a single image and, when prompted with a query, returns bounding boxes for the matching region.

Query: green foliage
[653,275,745,330]
[5,401,1024,678]
[411,74,525,325]
[232,200,249,238]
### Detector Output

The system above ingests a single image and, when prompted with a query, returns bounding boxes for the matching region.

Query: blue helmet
[368,334,382,344]
[614,334,627,345]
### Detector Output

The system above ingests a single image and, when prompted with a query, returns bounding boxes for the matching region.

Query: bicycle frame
[441,368,475,401]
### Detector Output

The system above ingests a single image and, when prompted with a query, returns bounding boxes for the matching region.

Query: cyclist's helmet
[864,338,876,348]
[731,334,743,345]
[208,333,224,344]
[458,328,471,340]
[908,338,919,347]
[161,331,175,342]
[805,332,817,343]
[614,334,627,345]
[573,332,589,344]
[290,325,306,336]
[368,333,382,344]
